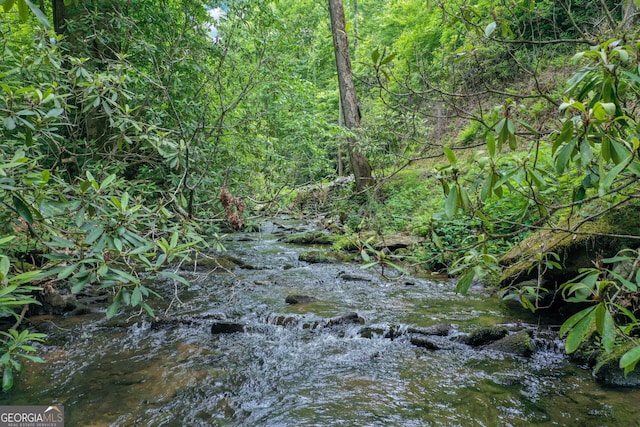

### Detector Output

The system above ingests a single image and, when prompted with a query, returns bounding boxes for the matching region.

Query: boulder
[485,331,534,357]
[359,325,400,339]
[407,323,453,337]
[211,321,245,334]
[280,232,337,245]
[461,326,508,347]
[40,287,78,315]
[285,295,318,305]
[374,232,423,252]
[337,271,372,282]
[594,363,640,387]
[299,250,346,264]
[593,343,640,387]
[323,312,364,327]
[410,336,441,350]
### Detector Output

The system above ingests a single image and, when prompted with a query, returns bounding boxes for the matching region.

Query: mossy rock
[500,207,640,288]
[281,231,337,245]
[298,250,346,264]
[485,331,534,357]
[461,326,509,347]
[594,342,640,387]
[183,255,254,271]
[332,232,422,253]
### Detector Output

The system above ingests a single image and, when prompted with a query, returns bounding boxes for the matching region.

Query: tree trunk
[623,0,638,29]
[52,0,67,35]
[328,0,373,192]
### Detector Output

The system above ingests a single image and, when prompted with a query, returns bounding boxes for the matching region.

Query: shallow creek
[3,219,640,426]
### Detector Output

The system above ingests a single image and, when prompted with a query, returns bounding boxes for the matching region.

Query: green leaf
[480,172,494,201]
[555,140,576,174]
[579,140,593,167]
[110,268,138,283]
[599,156,630,196]
[371,48,380,65]
[445,185,458,218]
[85,226,104,244]
[18,354,44,363]
[12,195,33,224]
[431,231,442,249]
[486,132,496,156]
[455,270,475,295]
[609,270,637,292]
[17,0,28,21]
[131,286,142,307]
[106,298,120,318]
[620,345,640,375]
[71,276,90,294]
[601,102,616,115]
[139,301,155,317]
[602,255,635,264]
[57,263,77,280]
[443,147,456,164]
[0,236,16,246]
[99,174,117,190]
[562,306,596,354]
[8,270,42,286]
[3,0,16,13]
[601,137,611,162]
[595,304,615,353]
[121,192,129,210]
[554,119,575,152]
[113,237,123,252]
[560,305,596,337]
[2,366,13,392]
[160,271,190,287]
[380,52,395,65]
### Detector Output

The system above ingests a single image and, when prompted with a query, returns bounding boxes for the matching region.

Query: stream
[3,218,640,426]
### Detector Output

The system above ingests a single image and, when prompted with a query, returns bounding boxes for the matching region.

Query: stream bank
[4,218,640,426]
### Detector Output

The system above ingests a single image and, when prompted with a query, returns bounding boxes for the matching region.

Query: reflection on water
[2,220,640,426]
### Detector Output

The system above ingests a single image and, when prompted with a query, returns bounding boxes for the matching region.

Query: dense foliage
[1,0,640,390]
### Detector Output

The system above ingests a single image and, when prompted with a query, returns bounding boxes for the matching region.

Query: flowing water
[3,219,640,426]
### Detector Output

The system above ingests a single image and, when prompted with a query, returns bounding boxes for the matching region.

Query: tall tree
[328,0,373,191]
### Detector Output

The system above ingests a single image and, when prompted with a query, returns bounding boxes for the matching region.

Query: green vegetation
[2,0,640,389]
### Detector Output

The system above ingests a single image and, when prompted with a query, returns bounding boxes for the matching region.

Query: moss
[485,331,534,357]
[594,341,640,387]
[298,250,346,264]
[281,231,337,245]
[499,206,640,287]
[183,255,247,271]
